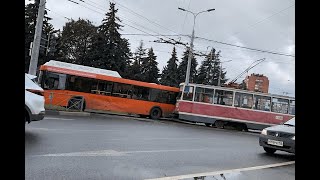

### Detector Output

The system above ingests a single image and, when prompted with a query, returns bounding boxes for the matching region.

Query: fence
[44,91,85,112]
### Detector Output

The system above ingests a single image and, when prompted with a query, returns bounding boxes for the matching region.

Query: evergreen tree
[195,48,228,85]
[87,2,131,77]
[140,48,159,83]
[160,47,179,87]
[58,18,97,65]
[128,41,147,81]
[210,50,228,86]
[177,48,198,84]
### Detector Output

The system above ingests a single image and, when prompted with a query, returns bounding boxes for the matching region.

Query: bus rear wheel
[150,107,162,120]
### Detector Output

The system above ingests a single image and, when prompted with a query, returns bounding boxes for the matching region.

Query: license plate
[267,139,283,147]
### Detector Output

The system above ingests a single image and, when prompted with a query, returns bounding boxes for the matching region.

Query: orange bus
[38,60,180,119]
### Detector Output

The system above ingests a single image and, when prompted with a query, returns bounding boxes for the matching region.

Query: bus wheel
[150,107,162,120]
[214,120,224,129]
[205,123,211,127]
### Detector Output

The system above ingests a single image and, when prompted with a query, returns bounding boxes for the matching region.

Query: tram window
[195,87,214,104]
[183,86,194,101]
[253,95,271,111]
[214,90,233,106]
[289,100,295,115]
[271,97,289,114]
[234,92,253,109]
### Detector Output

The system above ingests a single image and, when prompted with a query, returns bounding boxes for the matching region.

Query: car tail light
[26,89,44,96]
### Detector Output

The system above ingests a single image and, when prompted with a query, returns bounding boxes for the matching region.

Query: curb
[45,110,132,117]
[45,110,90,117]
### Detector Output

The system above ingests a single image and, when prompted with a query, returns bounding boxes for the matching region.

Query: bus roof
[40,60,179,92]
[42,60,122,78]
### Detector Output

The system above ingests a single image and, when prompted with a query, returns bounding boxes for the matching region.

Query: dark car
[259,117,295,154]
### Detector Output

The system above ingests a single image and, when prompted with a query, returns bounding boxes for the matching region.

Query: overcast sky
[26,0,295,96]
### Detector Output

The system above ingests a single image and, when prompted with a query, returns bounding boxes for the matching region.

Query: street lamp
[218,60,232,86]
[178,7,215,85]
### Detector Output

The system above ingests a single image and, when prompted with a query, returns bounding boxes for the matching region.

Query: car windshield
[283,118,295,126]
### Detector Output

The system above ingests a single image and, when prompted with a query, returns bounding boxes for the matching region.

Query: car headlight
[261,129,267,135]
[292,136,295,140]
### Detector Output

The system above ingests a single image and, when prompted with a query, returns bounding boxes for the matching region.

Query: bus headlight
[261,129,267,135]
[292,136,295,140]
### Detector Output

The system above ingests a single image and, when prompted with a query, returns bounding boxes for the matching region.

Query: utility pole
[207,48,213,83]
[178,7,215,85]
[28,0,46,75]
[218,63,222,86]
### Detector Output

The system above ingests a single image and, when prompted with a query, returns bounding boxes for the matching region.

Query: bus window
[43,72,66,90]
[195,87,214,104]
[149,89,162,102]
[271,97,289,114]
[253,95,271,111]
[234,92,253,109]
[214,90,233,106]
[112,83,133,98]
[167,92,178,104]
[67,76,97,93]
[94,80,113,95]
[131,85,149,101]
[182,86,194,101]
[289,100,295,115]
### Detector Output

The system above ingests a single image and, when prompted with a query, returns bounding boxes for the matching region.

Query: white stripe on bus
[178,100,294,117]
[178,112,275,126]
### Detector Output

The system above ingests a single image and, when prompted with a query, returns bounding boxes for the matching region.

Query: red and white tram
[174,83,295,131]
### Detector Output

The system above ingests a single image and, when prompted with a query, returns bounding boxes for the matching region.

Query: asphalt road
[25,113,295,180]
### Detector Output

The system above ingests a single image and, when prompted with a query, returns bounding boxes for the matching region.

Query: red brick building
[244,73,269,93]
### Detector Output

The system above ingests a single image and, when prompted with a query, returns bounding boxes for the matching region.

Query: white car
[25,73,45,123]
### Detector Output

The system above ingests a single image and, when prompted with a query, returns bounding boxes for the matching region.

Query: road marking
[26,127,120,132]
[37,150,125,157]
[124,148,209,154]
[145,161,295,180]
[26,127,50,131]
[34,148,209,157]
[107,137,215,141]
[45,117,75,121]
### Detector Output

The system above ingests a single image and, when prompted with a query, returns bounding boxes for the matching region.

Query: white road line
[33,148,209,157]
[37,150,125,157]
[45,117,75,121]
[124,148,209,154]
[27,128,119,132]
[145,161,295,180]
[26,127,50,131]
